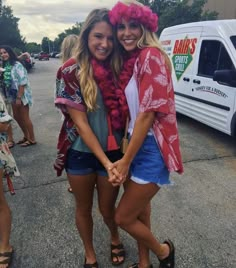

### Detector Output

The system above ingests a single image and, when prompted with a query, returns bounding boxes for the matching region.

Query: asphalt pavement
[4,59,236,268]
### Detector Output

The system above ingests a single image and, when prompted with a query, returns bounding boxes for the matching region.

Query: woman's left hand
[108,159,130,186]
[16,98,22,106]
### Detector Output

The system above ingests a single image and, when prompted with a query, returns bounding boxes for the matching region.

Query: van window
[230,36,236,49]
[198,40,235,78]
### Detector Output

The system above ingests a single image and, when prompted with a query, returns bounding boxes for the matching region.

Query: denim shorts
[130,135,171,186]
[65,149,123,176]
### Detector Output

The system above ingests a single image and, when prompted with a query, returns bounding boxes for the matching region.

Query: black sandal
[83,257,98,268]
[129,263,153,268]
[111,243,125,266]
[159,239,175,268]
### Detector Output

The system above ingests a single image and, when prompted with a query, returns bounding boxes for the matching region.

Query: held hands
[107,158,130,187]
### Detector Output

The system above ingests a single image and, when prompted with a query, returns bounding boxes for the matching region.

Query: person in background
[54,9,130,267]
[108,1,183,268]
[56,34,79,193]
[0,56,14,149]
[0,45,36,147]
[0,93,20,268]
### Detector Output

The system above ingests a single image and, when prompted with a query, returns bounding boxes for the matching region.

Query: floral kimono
[0,95,20,177]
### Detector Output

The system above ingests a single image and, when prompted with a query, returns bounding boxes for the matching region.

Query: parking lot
[5,59,236,268]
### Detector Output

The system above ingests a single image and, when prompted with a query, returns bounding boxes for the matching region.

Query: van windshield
[230,36,236,49]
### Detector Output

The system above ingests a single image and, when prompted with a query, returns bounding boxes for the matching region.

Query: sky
[5,0,118,43]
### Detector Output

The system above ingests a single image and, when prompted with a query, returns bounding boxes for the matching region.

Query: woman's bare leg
[136,203,152,268]
[96,175,124,263]
[96,175,120,243]
[115,179,170,261]
[19,105,35,142]
[6,125,14,144]
[68,173,97,265]
[12,104,29,140]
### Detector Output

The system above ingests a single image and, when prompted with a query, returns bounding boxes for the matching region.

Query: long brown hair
[74,8,120,111]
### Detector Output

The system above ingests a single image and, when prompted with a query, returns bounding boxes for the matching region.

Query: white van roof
[161,19,236,37]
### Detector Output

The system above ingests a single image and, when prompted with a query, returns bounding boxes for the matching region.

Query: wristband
[17,96,21,99]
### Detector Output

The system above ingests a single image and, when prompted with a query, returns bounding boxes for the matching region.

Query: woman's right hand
[108,159,130,186]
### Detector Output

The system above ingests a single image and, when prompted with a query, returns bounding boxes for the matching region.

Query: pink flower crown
[109,1,158,32]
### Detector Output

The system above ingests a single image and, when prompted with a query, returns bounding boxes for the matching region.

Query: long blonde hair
[74,8,120,111]
[60,34,79,63]
[137,25,172,71]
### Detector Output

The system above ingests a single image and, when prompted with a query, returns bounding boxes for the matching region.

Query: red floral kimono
[134,47,183,174]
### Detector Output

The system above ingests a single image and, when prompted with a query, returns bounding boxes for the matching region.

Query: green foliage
[0,6,25,49]
[138,0,218,35]
[25,42,41,54]
[52,22,83,52]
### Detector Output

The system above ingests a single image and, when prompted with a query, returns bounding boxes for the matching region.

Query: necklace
[92,49,140,130]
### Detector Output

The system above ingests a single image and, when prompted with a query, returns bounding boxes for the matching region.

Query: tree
[138,0,218,35]
[0,5,25,49]
[53,22,83,52]
[25,42,41,54]
[41,37,50,53]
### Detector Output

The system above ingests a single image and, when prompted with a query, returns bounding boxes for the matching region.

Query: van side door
[160,32,202,116]
[190,38,236,135]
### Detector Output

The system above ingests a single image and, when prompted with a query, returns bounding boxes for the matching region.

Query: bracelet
[17,96,21,99]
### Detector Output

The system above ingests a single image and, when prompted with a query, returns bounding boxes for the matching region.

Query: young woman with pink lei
[108,1,184,268]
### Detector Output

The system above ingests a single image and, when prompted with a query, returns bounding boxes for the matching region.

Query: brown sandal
[20,140,37,147]
[7,141,15,148]
[111,243,125,266]
[16,137,27,144]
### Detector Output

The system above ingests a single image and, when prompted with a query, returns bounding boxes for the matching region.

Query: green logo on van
[172,54,193,80]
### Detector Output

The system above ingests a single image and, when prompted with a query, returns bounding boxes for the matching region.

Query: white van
[160,20,236,137]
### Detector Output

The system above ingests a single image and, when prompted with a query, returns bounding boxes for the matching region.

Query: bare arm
[123,111,155,164]
[109,111,155,185]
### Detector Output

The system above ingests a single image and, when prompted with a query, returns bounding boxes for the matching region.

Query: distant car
[55,53,61,58]
[34,53,39,59]
[50,51,59,58]
[38,52,50,61]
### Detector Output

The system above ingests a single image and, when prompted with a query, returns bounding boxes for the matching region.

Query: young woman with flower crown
[54,8,138,268]
[108,1,184,268]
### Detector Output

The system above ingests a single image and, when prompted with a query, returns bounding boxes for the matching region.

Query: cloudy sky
[5,0,118,43]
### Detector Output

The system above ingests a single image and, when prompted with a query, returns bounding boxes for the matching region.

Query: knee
[75,203,92,218]
[114,211,131,228]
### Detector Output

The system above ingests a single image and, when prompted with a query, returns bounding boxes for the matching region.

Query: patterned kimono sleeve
[14,62,29,86]
[54,58,86,114]
[137,47,171,114]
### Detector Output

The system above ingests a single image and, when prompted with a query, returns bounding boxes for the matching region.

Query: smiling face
[116,19,142,52]
[88,21,114,61]
[0,48,10,61]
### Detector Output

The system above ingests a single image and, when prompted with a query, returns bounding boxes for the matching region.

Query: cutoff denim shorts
[65,149,123,176]
[130,135,171,186]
